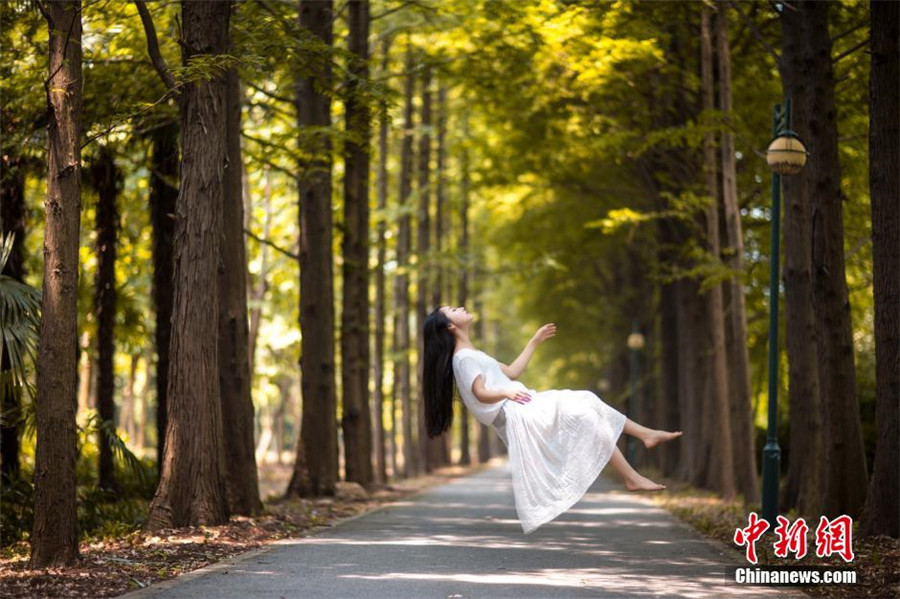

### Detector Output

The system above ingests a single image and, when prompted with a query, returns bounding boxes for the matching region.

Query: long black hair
[423,308,455,438]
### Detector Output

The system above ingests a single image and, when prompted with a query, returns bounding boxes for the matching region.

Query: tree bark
[778,3,824,517]
[30,0,82,568]
[90,145,120,492]
[433,86,447,310]
[656,220,681,477]
[149,122,178,471]
[138,353,151,450]
[716,2,758,503]
[219,65,262,516]
[288,0,338,497]
[700,6,735,500]
[394,41,415,478]
[373,38,391,485]
[801,0,868,518]
[145,0,231,530]
[676,275,711,487]
[859,0,899,539]
[341,0,374,488]
[248,166,272,371]
[434,85,451,467]
[457,109,472,467]
[1,154,26,484]
[120,354,138,443]
[415,64,441,473]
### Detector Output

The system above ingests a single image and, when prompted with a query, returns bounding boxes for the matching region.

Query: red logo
[734,513,855,564]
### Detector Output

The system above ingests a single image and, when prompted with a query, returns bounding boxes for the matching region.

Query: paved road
[122,460,805,598]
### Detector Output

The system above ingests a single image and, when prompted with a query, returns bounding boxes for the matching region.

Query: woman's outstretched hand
[506,390,532,404]
[531,323,557,345]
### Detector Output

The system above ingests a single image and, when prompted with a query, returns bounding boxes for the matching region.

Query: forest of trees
[0,0,896,569]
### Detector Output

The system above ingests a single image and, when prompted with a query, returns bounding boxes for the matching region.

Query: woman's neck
[454,331,476,352]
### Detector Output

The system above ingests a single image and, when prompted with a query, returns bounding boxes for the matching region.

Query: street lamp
[766,131,807,175]
[627,322,645,466]
[761,98,807,528]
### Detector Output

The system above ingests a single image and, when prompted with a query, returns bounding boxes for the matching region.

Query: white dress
[452,348,627,535]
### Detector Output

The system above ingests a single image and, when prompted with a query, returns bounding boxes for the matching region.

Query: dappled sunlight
[339,568,767,598]
[291,533,621,557]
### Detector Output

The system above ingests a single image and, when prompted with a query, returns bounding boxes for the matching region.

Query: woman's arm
[471,376,531,404]
[499,323,556,379]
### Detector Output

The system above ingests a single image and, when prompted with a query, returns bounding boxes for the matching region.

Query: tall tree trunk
[778,4,823,517]
[415,64,440,473]
[700,6,735,499]
[373,38,391,485]
[860,0,899,539]
[30,0,82,568]
[274,376,291,465]
[288,0,338,497]
[120,354,138,443]
[716,2,758,503]
[802,0,868,518]
[457,109,472,467]
[138,353,152,451]
[676,276,711,486]
[149,122,178,471]
[390,323,399,477]
[656,220,681,477]
[146,0,231,530]
[341,0,374,488]
[433,85,451,467]
[394,41,415,478]
[219,65,262,516]
[433,86,447,310]
[0,154,26,484]
[77,332,91,414]
[248,166,272,371]
[91,145,120,492]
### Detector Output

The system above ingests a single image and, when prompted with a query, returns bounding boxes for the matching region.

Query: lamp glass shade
[766,135,807,175]
[627,333,645,350]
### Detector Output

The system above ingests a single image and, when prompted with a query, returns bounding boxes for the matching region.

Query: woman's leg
[622,418,683,449]
[607,445,666,492]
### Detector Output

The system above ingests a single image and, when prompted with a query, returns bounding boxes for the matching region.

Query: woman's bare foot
[625,474,666,492]
[642,430,683,450]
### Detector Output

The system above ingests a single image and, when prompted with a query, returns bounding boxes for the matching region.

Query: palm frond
[80,414,151,486]
[0,232,41,401]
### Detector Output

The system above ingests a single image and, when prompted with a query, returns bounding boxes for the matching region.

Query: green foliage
[0,418,157,547]
[0,475,34,548]
[1,0,878,542]
[0,233,40,405]
[80,413,153,488]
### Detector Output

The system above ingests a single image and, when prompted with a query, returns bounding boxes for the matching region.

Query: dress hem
[519,410,627,535]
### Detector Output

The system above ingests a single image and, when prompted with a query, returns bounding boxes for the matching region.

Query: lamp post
[626,321,645,466]
[761,98,808,527]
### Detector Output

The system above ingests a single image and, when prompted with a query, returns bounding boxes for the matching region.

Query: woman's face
[439,306,474,329]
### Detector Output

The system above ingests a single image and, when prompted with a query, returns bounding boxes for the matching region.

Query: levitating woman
[422,305,682,535]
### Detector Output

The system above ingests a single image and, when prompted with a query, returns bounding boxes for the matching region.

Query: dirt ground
[0,460,496,599]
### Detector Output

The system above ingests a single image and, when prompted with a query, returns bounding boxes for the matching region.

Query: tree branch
[242,148,296,179]
[133,0,177,92]
[727,0,780,66]
[831,21,866,44]
[832,37,869,64]
[371,0,419,21]
[245,81,294,105]
[244,228,299,261]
